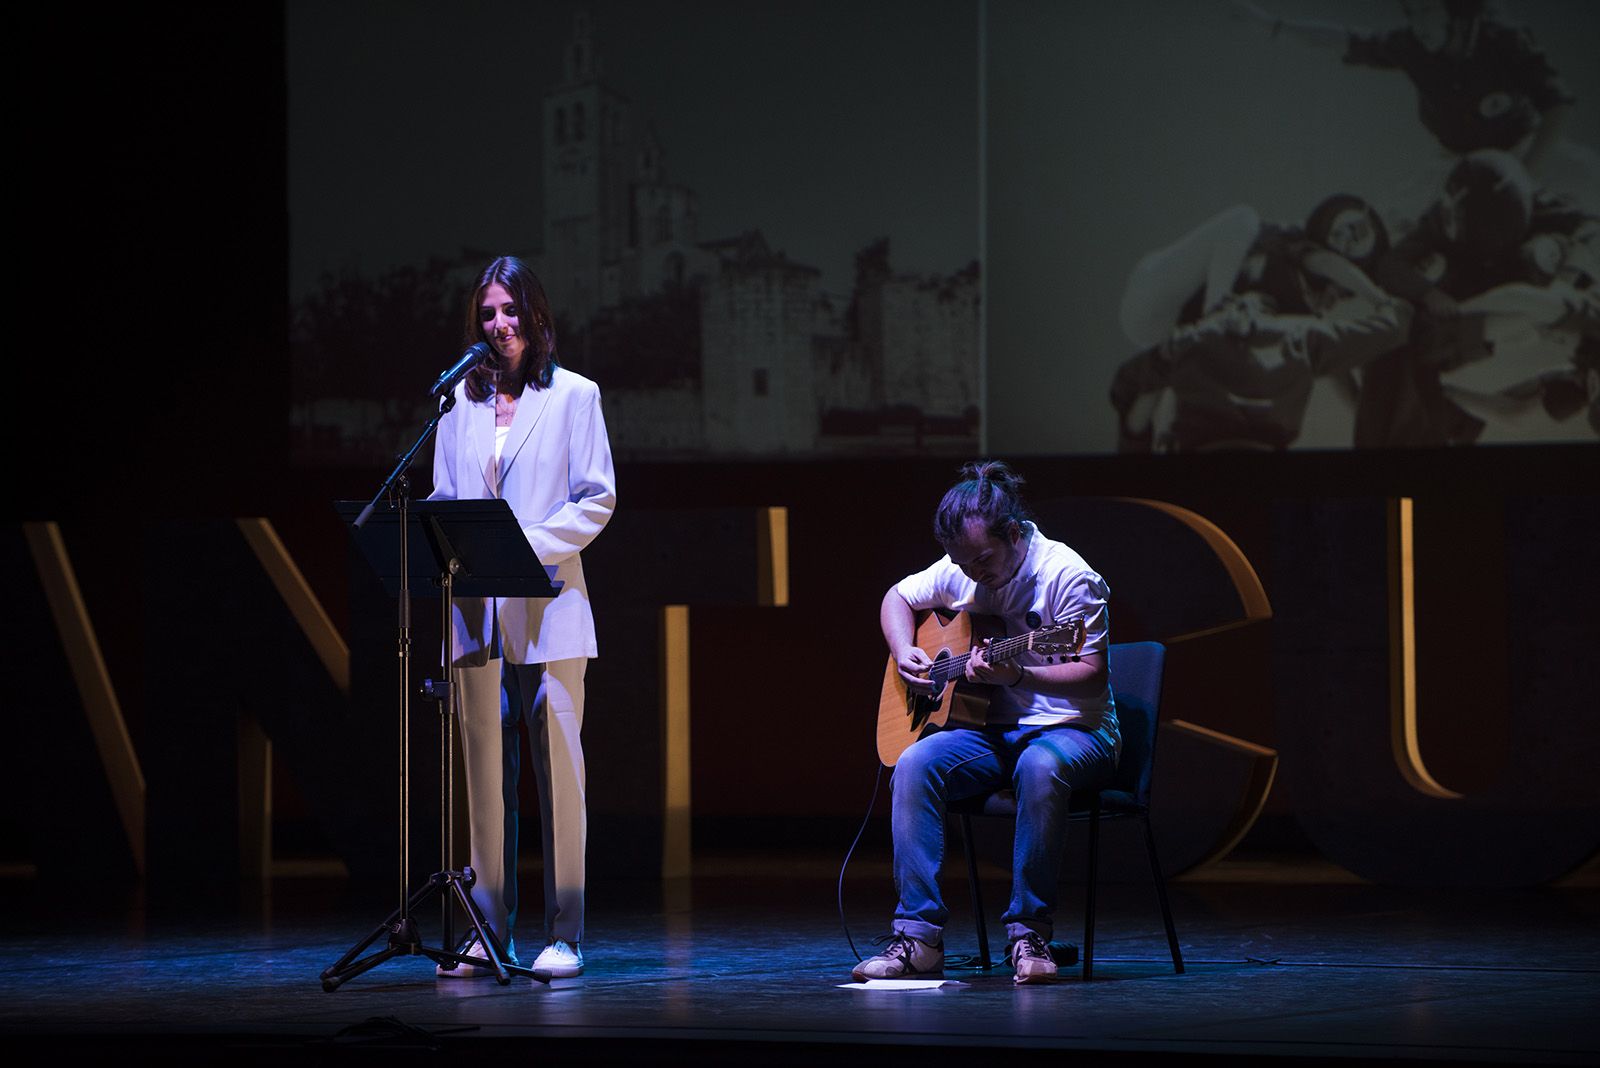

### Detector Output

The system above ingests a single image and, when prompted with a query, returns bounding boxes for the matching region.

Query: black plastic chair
[949,640,1184,979]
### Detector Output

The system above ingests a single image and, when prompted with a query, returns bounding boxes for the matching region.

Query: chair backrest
[1106,641,1166,806]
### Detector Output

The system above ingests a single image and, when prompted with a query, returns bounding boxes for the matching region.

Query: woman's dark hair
[1305,194,1390,267]
[463,255,558,403]
[933,460,1032,545]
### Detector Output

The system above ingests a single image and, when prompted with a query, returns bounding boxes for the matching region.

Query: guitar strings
[926,629,1066,680]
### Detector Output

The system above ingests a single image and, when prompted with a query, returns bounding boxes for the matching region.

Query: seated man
[854,461,1120,985]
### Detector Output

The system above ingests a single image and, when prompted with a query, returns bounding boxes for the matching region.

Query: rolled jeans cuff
[892,919,943,946]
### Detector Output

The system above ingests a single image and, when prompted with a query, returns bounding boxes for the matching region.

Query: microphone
[428,342,493,398]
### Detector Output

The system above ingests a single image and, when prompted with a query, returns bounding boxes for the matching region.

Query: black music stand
[321,496,561,989]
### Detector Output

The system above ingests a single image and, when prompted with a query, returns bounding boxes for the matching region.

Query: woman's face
[1325,208,1378,262]
[479,282,528,372]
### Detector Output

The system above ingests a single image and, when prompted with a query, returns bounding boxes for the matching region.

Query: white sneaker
[851,933,944,981]
[436,934,516,978]
[1008,931,1057,984]
[532,939,583,977]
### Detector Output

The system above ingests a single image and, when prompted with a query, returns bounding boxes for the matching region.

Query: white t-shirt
[488,423,511,496]
[895,522,1119,746]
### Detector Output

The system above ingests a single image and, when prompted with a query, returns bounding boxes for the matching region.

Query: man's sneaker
[851,933,944,981]
[532,939,584,977]
[436,934,516,978]
[1008,931,1057,984]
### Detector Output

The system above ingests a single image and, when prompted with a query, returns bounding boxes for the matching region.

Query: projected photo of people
[1357,148,1599,445]
[1110,196,1410,452]
[985,0,1598,455]
[1236,0,1578,169]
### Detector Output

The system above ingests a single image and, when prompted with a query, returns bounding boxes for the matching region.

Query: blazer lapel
[467,396,498,497]
[500,379,554,479]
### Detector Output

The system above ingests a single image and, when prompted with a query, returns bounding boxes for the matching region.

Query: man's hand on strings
[896,647,937,694]
[966,641,1021,687]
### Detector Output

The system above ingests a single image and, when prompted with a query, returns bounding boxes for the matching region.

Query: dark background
[14,4,1597,892]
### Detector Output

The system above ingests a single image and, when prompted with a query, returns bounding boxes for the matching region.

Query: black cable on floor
[945,953,990,970]
[837,762,887,963]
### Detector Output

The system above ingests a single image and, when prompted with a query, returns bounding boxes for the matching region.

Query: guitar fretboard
[929,628,1061,684]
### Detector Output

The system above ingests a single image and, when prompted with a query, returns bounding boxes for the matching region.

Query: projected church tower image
[290,9,981,465]
[534,12,981,459]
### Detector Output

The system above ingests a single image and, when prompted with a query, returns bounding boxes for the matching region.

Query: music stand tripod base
[320,866,548,989]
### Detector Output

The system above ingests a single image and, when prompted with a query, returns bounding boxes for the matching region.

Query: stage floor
[1,852,1596,1066]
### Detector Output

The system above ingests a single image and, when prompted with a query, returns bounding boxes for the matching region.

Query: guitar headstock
[1030,617,1085,657]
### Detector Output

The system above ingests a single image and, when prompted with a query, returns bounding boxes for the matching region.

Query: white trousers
[454,656,587,948]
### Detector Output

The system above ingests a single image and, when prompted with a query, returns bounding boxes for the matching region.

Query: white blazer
[430,365,617,666]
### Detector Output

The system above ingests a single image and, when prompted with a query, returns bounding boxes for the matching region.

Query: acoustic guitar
[876,609,1085,766]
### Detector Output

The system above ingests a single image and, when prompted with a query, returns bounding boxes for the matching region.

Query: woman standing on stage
[430,255,616,978]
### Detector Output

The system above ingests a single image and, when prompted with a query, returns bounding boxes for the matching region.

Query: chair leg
[1083,795,1100,981]
[1142,814,1184,974]
[959,814,992,971]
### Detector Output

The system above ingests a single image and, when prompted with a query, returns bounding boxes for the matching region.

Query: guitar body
[876,609,1004,767]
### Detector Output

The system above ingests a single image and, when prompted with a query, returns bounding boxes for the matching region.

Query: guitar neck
[984,631,1036,664]
[930,630,1036,683]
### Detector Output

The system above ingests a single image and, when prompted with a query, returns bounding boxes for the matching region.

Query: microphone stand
[321,389,546,989]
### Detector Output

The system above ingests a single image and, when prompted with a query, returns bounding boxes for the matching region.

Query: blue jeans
[890,724,1118,945]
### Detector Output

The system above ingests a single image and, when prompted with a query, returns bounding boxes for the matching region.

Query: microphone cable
[836,746,1003,967]
[837,761,887,962]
